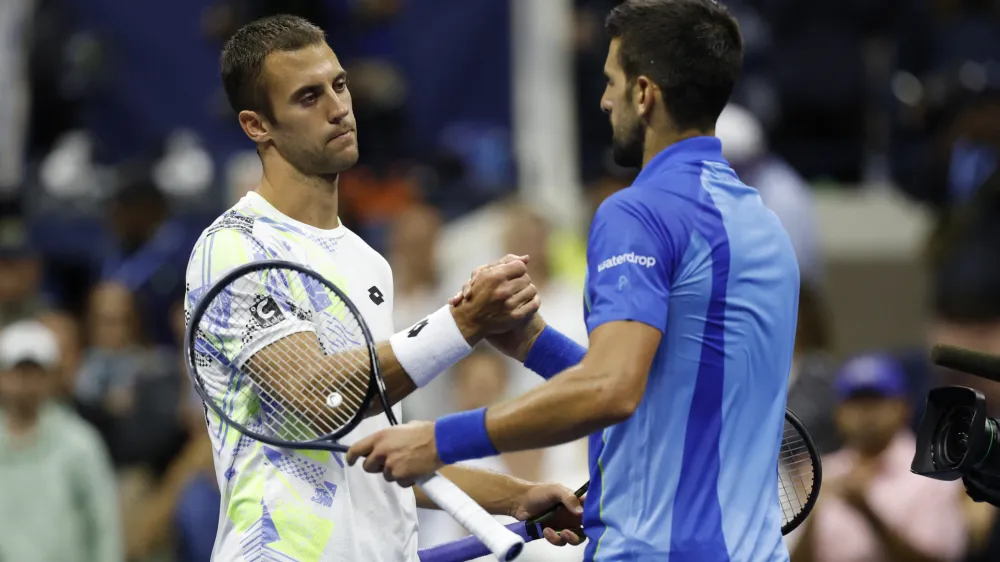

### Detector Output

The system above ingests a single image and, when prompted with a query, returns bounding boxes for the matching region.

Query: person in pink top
[790,353,969,562]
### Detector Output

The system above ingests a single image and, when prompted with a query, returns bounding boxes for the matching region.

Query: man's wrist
[435,407,500,465]
[449,305,483,346]
[503,479,536,518]
[514,317,547,362]
[390,306,473,388]
[523,326,587,380]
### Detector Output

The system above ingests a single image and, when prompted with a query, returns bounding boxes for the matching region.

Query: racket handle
[418,521,537,562]
[417,474,526,561]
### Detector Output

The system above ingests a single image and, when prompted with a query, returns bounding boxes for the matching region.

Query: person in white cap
[716,103,824,286]
[0,319,123,562]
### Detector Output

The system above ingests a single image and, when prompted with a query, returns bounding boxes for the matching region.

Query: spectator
[496,202,590,552]
[716,103,824,286]
[0,319,123,562]
[786,283,841,456]
[500,202,589,397]
[38,311,83,398]
[789,353,968,562]
[123,300,217,561]
[388,204,454,425]
[73,282,186,556]
[0,215,47,327]
[102,176,197,347]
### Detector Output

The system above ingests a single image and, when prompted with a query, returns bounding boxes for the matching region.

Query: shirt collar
[634,136,728,184]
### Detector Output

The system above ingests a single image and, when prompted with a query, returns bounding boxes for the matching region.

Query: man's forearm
[414,465,532,516]
[366,304,478,416]
[364,341,417,415]
[484,364,626,453]
[856,500,943,562]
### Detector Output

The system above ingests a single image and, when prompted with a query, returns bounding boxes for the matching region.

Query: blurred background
[3,0,1000,560]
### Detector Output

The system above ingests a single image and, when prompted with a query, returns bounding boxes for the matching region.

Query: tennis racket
[417,407,822,562]
[185,259,525,561]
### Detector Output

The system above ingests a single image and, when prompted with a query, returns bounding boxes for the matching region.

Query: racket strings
[778,420,815,525]
[192,267,375,443]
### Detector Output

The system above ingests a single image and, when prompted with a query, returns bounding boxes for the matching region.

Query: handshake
[446,254,548,362]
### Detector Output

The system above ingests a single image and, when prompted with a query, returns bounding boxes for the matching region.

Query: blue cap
[834,353,908,399]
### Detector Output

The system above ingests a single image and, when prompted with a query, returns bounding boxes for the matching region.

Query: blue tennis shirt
[582,136,799,562]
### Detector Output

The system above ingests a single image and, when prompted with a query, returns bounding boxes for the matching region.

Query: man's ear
[238,110,271,144]
[634,76,655,120]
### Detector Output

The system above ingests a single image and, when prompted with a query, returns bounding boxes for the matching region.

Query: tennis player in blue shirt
[348,1,800,560]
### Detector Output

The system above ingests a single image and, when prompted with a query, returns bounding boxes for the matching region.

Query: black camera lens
[934,407,976,469]
[934,407,1000,473]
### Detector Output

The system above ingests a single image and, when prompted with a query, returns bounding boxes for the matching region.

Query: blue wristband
[524,326,587,380]
[435,407,499,465]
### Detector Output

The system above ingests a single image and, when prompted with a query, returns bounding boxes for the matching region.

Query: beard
[611,115,645,169]
[274,130,359,177]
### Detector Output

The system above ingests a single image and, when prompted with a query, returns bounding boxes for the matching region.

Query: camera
[911,346,1000,506]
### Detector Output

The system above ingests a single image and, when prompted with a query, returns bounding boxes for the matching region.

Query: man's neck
[257,156,341,230]
[642,127,715,168]
[4,408,40,442]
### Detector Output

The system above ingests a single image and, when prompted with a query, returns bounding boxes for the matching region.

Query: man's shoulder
[197,197,268,244]
[187,203,276,267]
[340,227,392,274]
[598,181,699,225]
[45,405,109,457]
[204,208,259,238]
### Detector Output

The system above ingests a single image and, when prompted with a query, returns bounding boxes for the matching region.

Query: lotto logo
[596,252,657,272]
[408,319,429,338]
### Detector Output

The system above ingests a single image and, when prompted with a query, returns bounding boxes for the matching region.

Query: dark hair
[605,0,744,131]
[221,14,326,121]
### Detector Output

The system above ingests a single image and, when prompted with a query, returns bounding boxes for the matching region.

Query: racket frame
[780,407,822,535]
[184,259,385,451]
[185,259,526,559]
[417,408,824,561]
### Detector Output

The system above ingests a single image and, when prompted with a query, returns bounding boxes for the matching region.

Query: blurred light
[40,131,97,198]
[891,71,924,107]
[153,130,214,198]
[959,61,988,93]
[716,104,765,164]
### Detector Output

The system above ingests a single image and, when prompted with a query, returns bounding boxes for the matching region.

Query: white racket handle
[417,473,525,561]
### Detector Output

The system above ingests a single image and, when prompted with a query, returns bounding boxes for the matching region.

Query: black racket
[185,259,525,560]
[417,407,822,562]
[779,407,822,534]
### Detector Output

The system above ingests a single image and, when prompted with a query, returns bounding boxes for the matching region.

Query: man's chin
[324,146,360,174]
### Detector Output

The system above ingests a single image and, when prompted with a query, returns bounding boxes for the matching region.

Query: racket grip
[418,522,536,562]
[417,474,526,561]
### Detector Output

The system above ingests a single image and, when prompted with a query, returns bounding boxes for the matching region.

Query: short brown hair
[220,14,326,122]
[605,0,743,131]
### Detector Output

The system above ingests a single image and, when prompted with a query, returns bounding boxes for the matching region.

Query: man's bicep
[585,198,676,334]
[581,321,662,407]
[186,230,308,366]
[241,331,369,429]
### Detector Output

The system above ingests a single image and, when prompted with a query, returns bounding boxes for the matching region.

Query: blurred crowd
[2,0,1000,561]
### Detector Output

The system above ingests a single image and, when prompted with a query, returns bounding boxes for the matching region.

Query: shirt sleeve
[184,227,314,371]
[585,195,679,334]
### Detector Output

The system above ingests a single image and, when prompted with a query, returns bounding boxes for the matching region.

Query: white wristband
[390,305,473,388]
